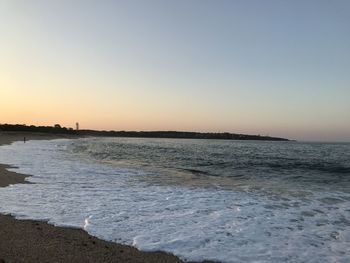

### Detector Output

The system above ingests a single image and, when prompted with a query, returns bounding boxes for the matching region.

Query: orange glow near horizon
[1,59,350,141]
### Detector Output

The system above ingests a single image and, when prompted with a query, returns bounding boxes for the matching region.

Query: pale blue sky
[1,0,350,141]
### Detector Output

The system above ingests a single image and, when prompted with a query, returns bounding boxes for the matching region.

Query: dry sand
[0,132,186,263]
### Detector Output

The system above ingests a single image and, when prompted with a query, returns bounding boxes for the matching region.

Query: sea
[0,137,349,262]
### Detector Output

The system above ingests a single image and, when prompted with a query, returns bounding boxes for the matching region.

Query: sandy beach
[0,132,184,263]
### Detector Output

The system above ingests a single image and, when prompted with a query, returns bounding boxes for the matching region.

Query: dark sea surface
[0,138,349,262]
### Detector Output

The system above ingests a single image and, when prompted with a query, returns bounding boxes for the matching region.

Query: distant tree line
[77,130,290,141]
[0,124,77,134]
[0,124,290,141]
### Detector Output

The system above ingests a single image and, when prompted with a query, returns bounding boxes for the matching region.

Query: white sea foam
[0,139,349,262]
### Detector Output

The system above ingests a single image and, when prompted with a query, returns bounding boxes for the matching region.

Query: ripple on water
[0,138,349,263]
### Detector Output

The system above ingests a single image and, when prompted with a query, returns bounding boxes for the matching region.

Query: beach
[0,132,184,263]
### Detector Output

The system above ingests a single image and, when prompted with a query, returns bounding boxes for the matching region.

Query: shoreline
[0,132,185,263]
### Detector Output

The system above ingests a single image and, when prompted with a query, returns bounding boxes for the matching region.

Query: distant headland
[0,124,290,141]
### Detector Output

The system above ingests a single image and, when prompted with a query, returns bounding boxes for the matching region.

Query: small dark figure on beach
[23,137,26,143]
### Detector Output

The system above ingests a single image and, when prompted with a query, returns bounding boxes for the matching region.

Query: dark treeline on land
[78,129,289,141]
[0,124,290,141]
[0,124,75,134]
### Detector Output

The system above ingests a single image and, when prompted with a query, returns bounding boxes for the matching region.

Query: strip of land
[0,123,291,141]
[0,132,186,263]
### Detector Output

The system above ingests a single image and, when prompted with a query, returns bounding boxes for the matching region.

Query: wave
[0,138,350,262]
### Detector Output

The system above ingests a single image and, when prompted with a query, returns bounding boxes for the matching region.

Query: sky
[1,0,349,141]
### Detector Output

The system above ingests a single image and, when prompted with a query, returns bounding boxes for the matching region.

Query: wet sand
[0,132,185,263]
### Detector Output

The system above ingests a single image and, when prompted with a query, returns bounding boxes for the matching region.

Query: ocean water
[0,137,349,262]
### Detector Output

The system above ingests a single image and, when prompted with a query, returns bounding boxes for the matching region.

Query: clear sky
[1,0,349,141]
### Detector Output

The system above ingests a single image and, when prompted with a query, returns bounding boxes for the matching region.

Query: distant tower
[76,122,79,131]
